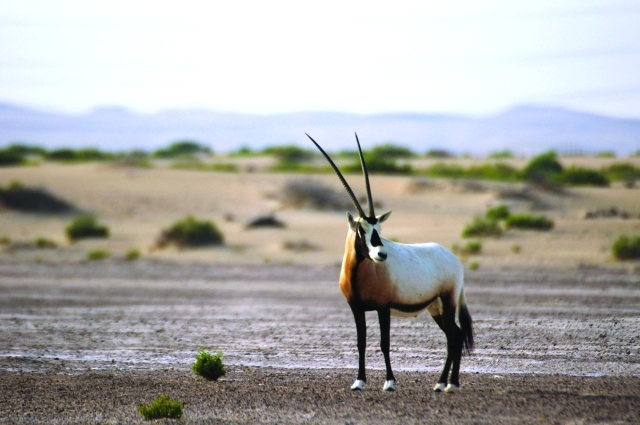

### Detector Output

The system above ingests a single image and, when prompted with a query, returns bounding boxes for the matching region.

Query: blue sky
[2,0,640,117]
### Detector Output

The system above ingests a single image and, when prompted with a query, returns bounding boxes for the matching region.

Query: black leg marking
[431,314,445,333]
[378,308,395,383]
[351,305,367,383]
[442,301,464,388]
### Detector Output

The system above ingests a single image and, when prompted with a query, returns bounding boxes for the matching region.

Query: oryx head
[307,133,392,263]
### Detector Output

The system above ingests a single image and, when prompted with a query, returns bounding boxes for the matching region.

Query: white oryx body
[307,133,474,394]
[340,229,465,318]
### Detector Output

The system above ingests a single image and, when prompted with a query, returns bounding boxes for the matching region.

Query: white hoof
[433,383,446,392]
[350,379,365,391]
[382,380,395,392]
[444,384,457,393]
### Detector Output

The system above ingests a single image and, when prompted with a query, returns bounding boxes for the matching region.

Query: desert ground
[1,160,639,423]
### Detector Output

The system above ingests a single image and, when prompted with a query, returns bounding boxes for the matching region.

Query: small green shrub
[468,261,480,270]
[0,235,11,244]
[422,162,519,181]
[157,216,224,248]
[504,213,554,231]
[0,149,26,166]
[192,349,226,381]
[154,140,212,158]
[462,217,502,238]
[34,237,57,248]
[87,249,110,260]
[138,394,183,420]
[521,151,563,184]
[66,216,109,242]
[425,149,454,159]
[601,163,640,182]
[344,154,412,175]
[561,166,609,187]
[125,248,141,261]
[369,143,415,159]
[485,204,510,221]
[488,150,514,159]
[611,235,640,260]
[511,244,522,254]
[464,240,483,254]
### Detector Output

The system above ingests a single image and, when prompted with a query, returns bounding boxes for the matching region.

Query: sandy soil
[1,261,639,424]
[1,162,640,268]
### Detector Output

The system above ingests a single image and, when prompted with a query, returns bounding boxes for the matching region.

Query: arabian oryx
[307,133,474,393]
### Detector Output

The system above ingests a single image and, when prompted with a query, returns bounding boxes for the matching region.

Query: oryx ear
[377,210,392,223]
[346,212,359,232]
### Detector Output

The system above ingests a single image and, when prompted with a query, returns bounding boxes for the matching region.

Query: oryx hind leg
[430,296,462,393]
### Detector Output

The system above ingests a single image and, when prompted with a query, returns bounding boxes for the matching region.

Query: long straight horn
[306,133,366,218]
[354,133,374,218]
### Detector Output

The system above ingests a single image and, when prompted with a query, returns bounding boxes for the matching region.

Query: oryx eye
[370,229,383,247]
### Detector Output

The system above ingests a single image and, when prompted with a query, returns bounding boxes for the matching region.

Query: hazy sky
[2,0,640,117]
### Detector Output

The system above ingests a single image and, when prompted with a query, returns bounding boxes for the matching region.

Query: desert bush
[504,213,554,230]
[3,143,47,157]
[153,140,211,158]
[425,149,454,159]
[171,160,239,172]
[157,216,224,248]
[34,237,57,248]
[454,240,483,255]
[422,162,518,181]
[192,349,226,381]
[245,213,286,229]
[0,148,26,166]
[468,261,480,270]
[511,244,522,253]
[596,151,616,158]
[46,148,112,162]
[263,145,313,163]
[601,163,640,182]
[462,217,502,238]
[125,248,141,261]
[485,204,510,221]
[464,240,483,254]
[0,186,76,214]
[87,249,110,260]
[344,153,412,175]
[488,150,514,159]
[369,143,415,159]
[280,179,351,211]
[138,394,183,420]
[66,216,109,241]
[521,151,563,184]
[46,148,77,161]
[561,166,609,187]
[611,235,640,260]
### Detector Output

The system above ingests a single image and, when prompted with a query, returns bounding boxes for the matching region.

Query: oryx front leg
[378,308,396,391]
[350,306,367,391]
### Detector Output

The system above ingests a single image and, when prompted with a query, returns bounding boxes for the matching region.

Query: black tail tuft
[459,304,474,355]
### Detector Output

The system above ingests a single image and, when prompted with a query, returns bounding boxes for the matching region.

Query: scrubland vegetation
[2,141,639,189]
[138,394,183,420]
[191,349,226,381]
[156,216,224,249]
[612,235,640,260]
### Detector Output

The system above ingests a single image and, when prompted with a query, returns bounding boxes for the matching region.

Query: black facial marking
[370,229,383,247]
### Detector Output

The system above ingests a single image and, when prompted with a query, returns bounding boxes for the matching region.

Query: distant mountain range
[1,103,639,155]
